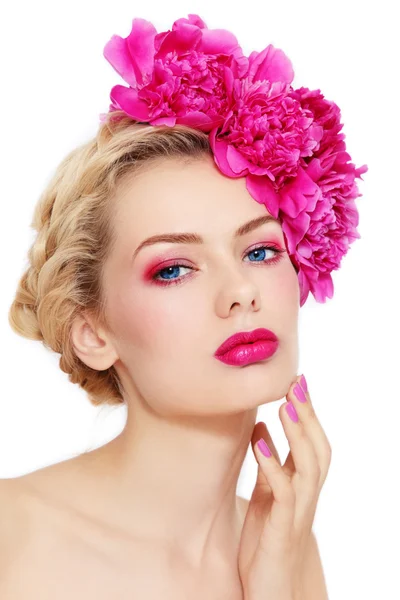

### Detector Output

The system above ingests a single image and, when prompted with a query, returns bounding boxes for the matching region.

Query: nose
[214,265,261,318]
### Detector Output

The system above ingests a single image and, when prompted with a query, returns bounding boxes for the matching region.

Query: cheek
[108,286,199,357]
[278,267,300,304]
[267,262,300,319]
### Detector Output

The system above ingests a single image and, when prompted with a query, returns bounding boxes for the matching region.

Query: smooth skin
[1,155,330,598]
[239,375,331,600]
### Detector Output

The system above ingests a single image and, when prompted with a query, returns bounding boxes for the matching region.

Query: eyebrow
[131,214,280,263]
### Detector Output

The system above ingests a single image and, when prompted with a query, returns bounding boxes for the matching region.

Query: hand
[238,374,332,600]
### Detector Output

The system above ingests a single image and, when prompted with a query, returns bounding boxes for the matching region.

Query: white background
[1,1,399,598]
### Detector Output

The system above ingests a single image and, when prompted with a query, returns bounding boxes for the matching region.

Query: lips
[214,328,279,366]
[215,327,279,357]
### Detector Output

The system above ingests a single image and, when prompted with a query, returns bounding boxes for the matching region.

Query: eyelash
[151,244,287,287]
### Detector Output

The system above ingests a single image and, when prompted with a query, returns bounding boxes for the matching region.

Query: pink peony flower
[246,108,368,306]
[209,49,324,188]
[291,87,345,160]
[102,14,248,131]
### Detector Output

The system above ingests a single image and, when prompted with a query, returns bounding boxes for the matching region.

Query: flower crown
[101,13,368,307]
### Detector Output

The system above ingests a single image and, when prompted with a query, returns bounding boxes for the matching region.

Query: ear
[70,312,119,371]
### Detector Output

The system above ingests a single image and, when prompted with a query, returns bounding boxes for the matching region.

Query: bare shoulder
[0,477,33,537]
[0,460,92,546]
[0,477,35,578]
[0,471,75,574]
[0,471,92,598]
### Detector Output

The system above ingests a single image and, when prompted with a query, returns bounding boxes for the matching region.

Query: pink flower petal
[209,135,242,177]
[172,14,208,29]
[126,18,158,85]
[103,35,138,88]
[281,211,310,254]
[298,268,311,306]
[226,144,252,175]
[109,85,150,120]
[150,116,177,126]
[279,167,321,219]
[200,28,241,54]
[312,272,334,304]
[176,111,223,131]
[247,45,294,84]
[297,238,313,258]
[156,24,202,57]
[245,174,281,218]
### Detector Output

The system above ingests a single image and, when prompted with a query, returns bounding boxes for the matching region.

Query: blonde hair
[8,112,212,407]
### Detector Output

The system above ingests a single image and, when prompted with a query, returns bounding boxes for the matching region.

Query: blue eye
[157,265,188,281]
[152,245,286,286]
[247,247,268,262]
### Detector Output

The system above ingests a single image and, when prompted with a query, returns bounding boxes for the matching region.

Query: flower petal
[104,35,138,88]
[226,144,252,175]
[126,18,158,85]
[176,111,223,131]
[109,85,150,120]
[156,24,202,57]
[279,167,321,219]
[172,14,208,29]
[200,28,241,54]
[245,175,281,218]
[150,116,177,126]
[247,45,294,84]
[281,211,310,254]
[209,135,242,178]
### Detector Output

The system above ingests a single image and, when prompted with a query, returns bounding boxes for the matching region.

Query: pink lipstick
[214,328,279,366]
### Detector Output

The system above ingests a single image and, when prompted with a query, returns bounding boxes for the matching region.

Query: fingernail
[293,382,307,403]
[286,401,299,423]
[257,438,272,457]
[300,374,308,394]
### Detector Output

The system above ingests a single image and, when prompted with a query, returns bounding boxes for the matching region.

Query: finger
[277,390,323,531]
[248,422,280,502]
[285,374,332,488]
[253,436,296,554]
[251,421,281,463]
[282,447,296,476]
[279,397,321,498]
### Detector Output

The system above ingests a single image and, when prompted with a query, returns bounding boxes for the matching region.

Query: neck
[71,391,257,571]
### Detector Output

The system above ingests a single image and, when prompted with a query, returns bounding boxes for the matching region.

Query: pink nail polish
[286,401,299,423]
[300,374,308,393]
[294,382,307,403]
[257,438,272,457]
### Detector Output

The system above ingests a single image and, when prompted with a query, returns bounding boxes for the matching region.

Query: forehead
[113,156,278,237]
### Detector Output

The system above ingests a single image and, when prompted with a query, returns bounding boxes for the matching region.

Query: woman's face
[102,154,300,415]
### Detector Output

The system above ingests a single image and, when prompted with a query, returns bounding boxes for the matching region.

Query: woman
[2,13,366,599]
